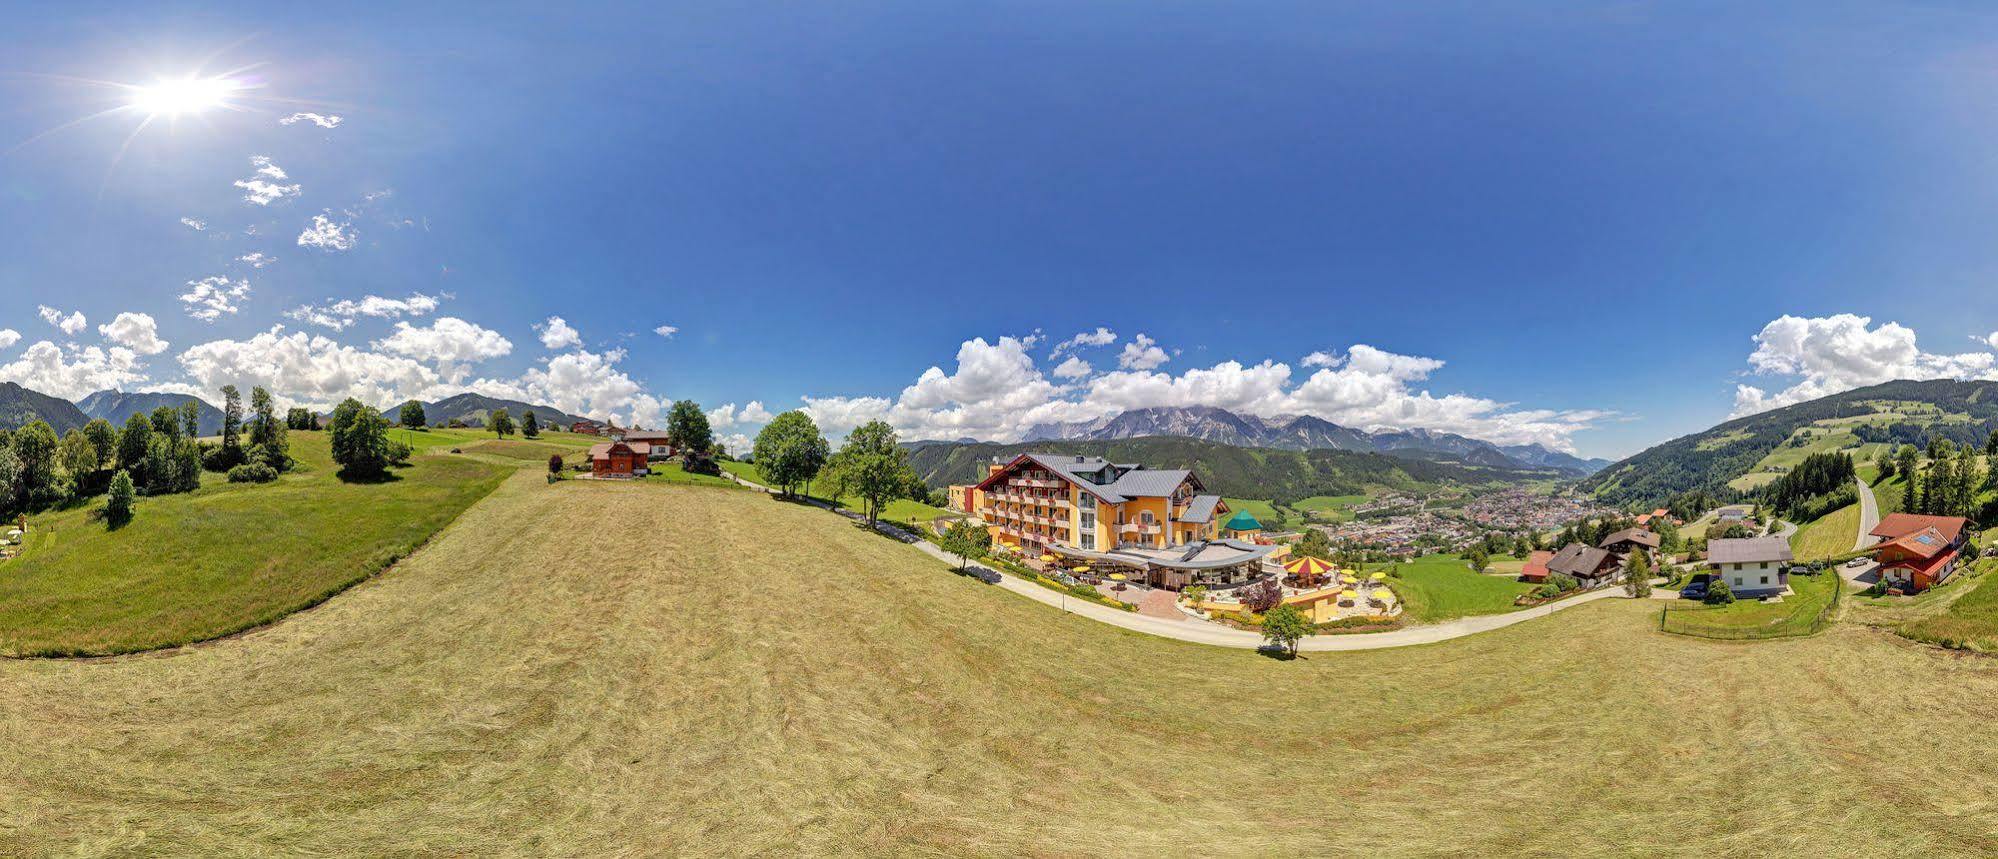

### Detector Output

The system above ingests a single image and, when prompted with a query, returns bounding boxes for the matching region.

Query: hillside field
[0,431,509,656]
[8,476,1996,853]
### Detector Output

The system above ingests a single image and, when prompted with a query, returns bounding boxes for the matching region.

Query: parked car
[1846,557,1870,568]
[1679,575,1711,601]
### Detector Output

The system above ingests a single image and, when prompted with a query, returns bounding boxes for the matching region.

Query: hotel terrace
[961,453,1277,590]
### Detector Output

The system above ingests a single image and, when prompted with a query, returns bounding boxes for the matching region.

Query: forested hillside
[906,436,1560,502]
[1583,379,1998,508]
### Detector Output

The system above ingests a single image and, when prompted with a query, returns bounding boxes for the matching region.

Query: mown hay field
[2,474,1996,855]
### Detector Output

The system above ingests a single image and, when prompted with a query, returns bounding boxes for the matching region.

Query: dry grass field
[4,473,1998,855]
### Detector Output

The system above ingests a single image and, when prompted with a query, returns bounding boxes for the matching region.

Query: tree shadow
[336,468,404,485]
[1255,646,1303,661]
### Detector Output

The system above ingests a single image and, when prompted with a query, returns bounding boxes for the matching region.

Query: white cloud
[372,317,512,384]
[797,335,1607,451]
[285,292,445,331]
[1117,333,1169,370]
[37,305,86,336]
[97,312,169,356]
[653,324,679,338]
[468,347,664,428]
[1048,326,1117,359]
[1052,356,1092,379]
[708,400,774,429]
[235,156,301,205]
[180,217,207,231]
[1729,314,1998,417]
[179,276,252,322]
[296,213,356,251]
[538,316,581,350]
[279,112,343,129]
[177,325,449,412]
[236,252,274,268]
[1300,350,1344,369]
[0,330,18,350]
[0,340,147,401]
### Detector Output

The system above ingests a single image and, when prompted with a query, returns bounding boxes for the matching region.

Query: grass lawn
[644,462,742,488]
[1291,493,1369,522]
[719,460,951,521]
[0,432,508,656]
[1220,497,1294,529]
[1376,553,1537,623]
[1789,502,1859,562]
[1894,561,1998,651]
[1659,570,1840,640]
[5,478,1998,853]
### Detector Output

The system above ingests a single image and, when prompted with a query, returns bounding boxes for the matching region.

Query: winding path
[1843,475,1884,589]
[722,470,1634,651]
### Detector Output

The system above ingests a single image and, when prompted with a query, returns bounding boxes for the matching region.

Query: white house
[1705,537,1792,597]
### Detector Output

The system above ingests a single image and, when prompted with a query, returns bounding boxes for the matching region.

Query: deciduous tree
[1261,604,1311,658]
[330,398,393,480]
[666,400,712,454]
[822,420,918,525]
[1623,550,1652,598]
[521,410,540,439]
[489,408,515,438]
[399,400,427,430]
[752,411,829,498]
[940,518,992,571]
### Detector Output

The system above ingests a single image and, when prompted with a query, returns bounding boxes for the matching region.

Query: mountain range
[416,392,583,429]
[0,383,584,437]
[905,435,1569,502]
[0,382,89,434]
[77,390,227,436]
[1020,405,1612,476]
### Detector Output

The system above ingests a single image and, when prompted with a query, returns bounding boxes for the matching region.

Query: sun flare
[125,75,244,117]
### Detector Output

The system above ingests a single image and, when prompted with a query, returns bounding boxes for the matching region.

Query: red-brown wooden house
[589,441,652,478]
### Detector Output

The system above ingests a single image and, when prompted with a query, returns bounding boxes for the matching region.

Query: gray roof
[1546,543,1615,577]
[1050,539,1276,571]
[1105,469,1195,499]
[1707,537,1793,565]
[1013,453,1197,503]
[1178,494,1222,524]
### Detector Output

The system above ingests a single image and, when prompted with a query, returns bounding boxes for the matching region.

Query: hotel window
[1141,511,1155,525]
[1760,576,1769,585]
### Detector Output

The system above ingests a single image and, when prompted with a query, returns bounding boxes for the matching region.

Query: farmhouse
[1868,513,1971,594]
[570,420,602,435]
[588,441,652,478]
[971,453,1275,589]
[1706,536,1792,597]
[1598,527,1661,557]
[1545,543,1620,588]
[619,431,678,460]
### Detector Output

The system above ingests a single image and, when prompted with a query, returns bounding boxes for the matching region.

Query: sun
[124,75,245,117]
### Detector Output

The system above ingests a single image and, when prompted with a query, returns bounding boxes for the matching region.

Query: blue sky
[6,2,1998,459]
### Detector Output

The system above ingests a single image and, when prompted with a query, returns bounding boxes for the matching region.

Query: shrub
[105,469,135,527]
[1240,577,1284,612]
[548,454,564,476]
[1069,584,1102,600]
[1548,571,1579,593]
[1704,579,1736,605]
[226,462,279,484]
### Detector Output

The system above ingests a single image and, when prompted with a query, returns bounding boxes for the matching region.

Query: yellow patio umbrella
[1340,574,1359,585]
[1039,554,1058,563]
[1283,556,1334,577]
[1108,573,1127,581]
[1338,589,1360,601]
[1370,571,1387,581]
[1074,565,1092,573]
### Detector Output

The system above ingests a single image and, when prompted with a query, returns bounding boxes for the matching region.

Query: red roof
[1520,550,1553,580]
[1879,527,1951,560]
[1869,513,1968,544]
